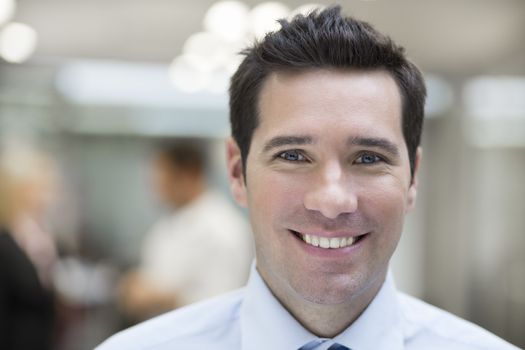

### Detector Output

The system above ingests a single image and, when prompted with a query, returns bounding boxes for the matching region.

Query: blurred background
[0,0,524,348]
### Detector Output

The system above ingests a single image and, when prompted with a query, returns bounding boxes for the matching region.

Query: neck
[260,269,386,338]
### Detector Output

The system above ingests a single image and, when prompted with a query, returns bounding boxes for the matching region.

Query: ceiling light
[203,0,249,42]
[249,2,290,39]
[182,31,232,72]
[0,22,38,63]
[463,76,525,148]
[0,0,15,26]
[169,55,212,93]
[464,76,525,120]
[55,60,228,108]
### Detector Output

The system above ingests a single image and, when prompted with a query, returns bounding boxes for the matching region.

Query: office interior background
[0,0,524,348]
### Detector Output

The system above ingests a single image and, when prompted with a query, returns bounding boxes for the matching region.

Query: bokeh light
[0,22,38,63]
[0,0,15,26]
[203,0,250,42]
[249,2,290,39]
[169,54,212,93]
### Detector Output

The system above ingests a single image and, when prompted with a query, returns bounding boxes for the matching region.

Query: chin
[293,267,388,306]
[302,292,355,305]
[290,272,363,305]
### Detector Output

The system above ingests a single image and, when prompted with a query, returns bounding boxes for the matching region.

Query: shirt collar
[241,265,404,350]
[241,264,316,350]
[333,271,404,350]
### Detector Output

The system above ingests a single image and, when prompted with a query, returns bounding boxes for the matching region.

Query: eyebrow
[262,135,314,153]
[261,135,400,158]
[347,137,400,157]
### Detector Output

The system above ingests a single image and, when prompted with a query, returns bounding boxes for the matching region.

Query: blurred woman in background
[0,144,59,350]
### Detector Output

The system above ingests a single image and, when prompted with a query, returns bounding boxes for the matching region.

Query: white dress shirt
[97,265,519,350]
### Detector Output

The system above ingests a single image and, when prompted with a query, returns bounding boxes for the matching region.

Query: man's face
[228,69,420,305]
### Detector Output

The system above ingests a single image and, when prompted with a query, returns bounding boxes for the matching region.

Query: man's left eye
[356,153,382,165]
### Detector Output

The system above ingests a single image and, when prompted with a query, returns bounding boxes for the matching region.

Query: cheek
[360,178,408,245]
[359,176,408,224]
[248,171,305,217]
[362,174,410,209]
[246,172,307,252]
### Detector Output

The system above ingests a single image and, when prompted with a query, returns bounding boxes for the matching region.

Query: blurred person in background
[0,144,59,350]
[118,139,252,324]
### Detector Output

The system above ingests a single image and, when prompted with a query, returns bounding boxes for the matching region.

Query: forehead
[255,69,403,140]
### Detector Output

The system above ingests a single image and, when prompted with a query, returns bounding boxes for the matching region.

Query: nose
[303,162,358,219]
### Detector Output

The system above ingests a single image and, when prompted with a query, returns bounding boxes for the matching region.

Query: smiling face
[228,69,420,306]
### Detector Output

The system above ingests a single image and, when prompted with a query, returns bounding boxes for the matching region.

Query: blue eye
[356,153,382,165]
[278,150,305,162]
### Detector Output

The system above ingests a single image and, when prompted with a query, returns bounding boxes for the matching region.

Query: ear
[226,137,247,207]
[406,147,422,212]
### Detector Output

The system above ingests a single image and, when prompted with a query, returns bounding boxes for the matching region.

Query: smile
[296,232,364,249]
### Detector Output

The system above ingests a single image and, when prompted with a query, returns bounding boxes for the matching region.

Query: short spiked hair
[229,6,426,177]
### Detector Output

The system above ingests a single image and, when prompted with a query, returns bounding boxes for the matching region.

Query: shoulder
[96,288,244,350]
[398,292,519,350]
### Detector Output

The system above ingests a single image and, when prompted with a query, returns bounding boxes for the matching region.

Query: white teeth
[300,233,357,249]
[305,235,312,244]
[329,237,340,248]
[319,237,330,248]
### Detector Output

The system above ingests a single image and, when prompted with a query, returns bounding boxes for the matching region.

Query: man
[118,140,252,323]
[98,7,518,349]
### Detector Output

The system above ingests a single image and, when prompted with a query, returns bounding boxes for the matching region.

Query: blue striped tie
[327,344,350,350]
[298,340,323,350]
[298,340,351,350]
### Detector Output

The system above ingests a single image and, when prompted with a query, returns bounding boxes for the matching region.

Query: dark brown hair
[229,6,426,177]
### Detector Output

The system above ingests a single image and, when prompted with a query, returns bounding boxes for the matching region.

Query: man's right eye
[277,150,306,162]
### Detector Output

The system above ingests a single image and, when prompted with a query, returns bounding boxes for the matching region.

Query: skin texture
[227,69,421,337]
